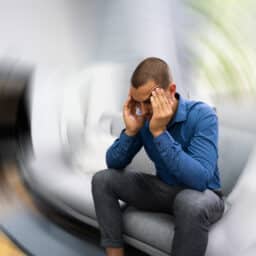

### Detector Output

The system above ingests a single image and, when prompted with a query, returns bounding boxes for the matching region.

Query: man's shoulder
[186,98,216,119]
[183,99,217,132]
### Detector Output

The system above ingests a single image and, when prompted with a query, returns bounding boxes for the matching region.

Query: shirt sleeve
[106,128,143,169]
[153,108,218,191]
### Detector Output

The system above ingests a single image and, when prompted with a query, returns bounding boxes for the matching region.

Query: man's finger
[124,96,130,110]
[124,96,134,115]
[157,88,169,113]
[150,95,157,111]
[153,89,165,115]
[160,89,172,114]
[151,92,162,117]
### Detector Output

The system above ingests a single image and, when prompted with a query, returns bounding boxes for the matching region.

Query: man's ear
[169,83,176,96]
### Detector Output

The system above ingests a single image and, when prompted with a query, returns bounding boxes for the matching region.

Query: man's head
[130,57,176,119]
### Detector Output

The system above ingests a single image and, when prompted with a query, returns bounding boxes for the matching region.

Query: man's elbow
[194,167,210,191]
[105,154,126,170]
[184,166,209,191]
[106,161,124,170]
[195,182,208,192]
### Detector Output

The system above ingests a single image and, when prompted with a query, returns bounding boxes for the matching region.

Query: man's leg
[91,168,182,255]
[171,189,225,256]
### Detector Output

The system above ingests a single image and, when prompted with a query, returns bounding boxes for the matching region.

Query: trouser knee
[91,168,117,195]
[173,190,210,227]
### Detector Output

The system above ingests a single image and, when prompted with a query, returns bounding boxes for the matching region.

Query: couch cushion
[23,156,126,220]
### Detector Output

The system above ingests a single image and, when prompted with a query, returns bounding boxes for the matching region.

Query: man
[92,57,225,256]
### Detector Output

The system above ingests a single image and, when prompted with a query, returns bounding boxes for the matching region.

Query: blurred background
[0,0,256,255]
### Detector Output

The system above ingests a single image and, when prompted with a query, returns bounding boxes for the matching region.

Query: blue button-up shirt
[106,93,221,191]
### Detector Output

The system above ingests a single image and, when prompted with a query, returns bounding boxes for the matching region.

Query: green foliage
[185,0,256,98]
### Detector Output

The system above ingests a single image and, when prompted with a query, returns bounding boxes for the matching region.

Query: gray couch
[19,112,256,256]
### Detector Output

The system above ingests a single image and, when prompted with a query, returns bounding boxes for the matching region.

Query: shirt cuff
[119,129,140,151]
[153,130,179,152]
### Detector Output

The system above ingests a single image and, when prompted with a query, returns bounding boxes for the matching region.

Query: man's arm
[154,108,218,191]
[106,129,143,169]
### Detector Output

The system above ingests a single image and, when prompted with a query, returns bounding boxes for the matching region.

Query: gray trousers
[91,168,225,256]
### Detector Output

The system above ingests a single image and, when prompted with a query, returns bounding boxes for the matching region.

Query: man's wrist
[125,129,139,137]
[151,129,165,138]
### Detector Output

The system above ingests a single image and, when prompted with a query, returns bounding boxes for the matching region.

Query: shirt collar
[167,92,187,128]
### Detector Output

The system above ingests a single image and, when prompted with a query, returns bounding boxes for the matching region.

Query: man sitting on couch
[92,57,225,256]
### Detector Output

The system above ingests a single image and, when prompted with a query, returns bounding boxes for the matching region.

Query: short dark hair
[131,57,173,89]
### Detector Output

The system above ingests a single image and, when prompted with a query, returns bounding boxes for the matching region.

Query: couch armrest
[206,144,256,256]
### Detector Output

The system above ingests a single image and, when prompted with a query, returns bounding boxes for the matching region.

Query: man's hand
[123,95,145,136]
[149,88,175,137]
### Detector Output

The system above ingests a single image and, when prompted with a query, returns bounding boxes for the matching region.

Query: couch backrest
[111,114,256,196]
[111,114,156,175]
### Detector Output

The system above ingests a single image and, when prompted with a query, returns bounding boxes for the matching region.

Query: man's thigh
[97,168,183,213]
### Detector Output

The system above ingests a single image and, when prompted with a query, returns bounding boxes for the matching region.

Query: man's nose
[140,103,150,115]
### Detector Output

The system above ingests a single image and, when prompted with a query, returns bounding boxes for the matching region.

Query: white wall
[0,0,96,68]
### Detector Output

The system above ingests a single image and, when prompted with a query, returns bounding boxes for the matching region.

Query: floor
[0,230,26,256]
[0,161,148,256]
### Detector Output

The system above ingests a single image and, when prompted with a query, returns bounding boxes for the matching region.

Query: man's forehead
[130,85,157,93]
[130,83,159,102]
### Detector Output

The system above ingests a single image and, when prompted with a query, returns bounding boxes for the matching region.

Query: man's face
[130,80,165,120]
